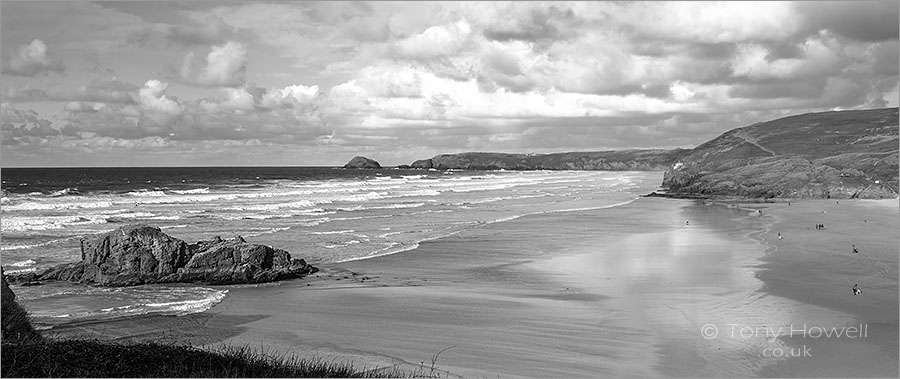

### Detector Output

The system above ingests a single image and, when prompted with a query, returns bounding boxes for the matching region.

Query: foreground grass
[1,338,424,378]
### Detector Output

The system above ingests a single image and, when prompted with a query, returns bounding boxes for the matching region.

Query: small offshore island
[2,107,898,377]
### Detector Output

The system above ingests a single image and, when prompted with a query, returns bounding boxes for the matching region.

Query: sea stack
[6,225,318,286]
[343,156,382,169]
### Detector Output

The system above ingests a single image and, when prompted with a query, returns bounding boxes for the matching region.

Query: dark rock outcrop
[7,225,317,287]
[408,150,686,171]
[343,156,382,169]
[662,108,899,199]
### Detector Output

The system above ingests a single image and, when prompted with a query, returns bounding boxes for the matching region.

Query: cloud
[3,1,899,166]
[355,65,425,98]
[730,33,848,81]
[728,81,826,100]
[3,39,65,76]
[139,80,180,114]
[64,101,107,113]
[395,20,474,60]
[137,80,182,127]
[199,87,256,113]
[1,103,60,144]
[180,41,248,87]
[481,5,575,43]
[796,1,899,42]
[260,84,320,109]
[169,16,236,45]
[615,2,800,44]
[2,78,138,104]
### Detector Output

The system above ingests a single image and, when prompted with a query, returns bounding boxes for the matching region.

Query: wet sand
[48,197,899,377]
[751,199,899,377]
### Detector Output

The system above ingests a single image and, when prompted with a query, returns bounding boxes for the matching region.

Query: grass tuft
[1,338,435,378]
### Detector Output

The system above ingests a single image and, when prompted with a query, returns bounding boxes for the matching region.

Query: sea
[1,166,661,328]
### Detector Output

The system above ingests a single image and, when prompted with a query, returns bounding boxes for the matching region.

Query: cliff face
[410,150,686,171]
[7,225,318,286]
[662,108,899,199]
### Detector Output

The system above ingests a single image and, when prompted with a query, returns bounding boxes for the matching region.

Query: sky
[1,1,898,167]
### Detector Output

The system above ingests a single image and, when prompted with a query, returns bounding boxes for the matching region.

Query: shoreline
[36,197,899,377]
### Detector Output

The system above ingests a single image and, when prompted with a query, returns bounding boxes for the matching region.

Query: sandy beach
[751,199,899,377]
[48,197,899,378]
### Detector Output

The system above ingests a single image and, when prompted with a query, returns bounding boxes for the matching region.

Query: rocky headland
[662,108,898,199]
[6,225,317,286]
[396,108,897,200]
[407,150,685,171]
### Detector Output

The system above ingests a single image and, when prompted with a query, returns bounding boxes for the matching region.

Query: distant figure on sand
[778,233,782,239]
[686,221,689,226]
[852,284,862,295]
[852,245,858,254]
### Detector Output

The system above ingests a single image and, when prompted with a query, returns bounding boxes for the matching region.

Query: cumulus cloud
[137,80,182,127]
[139,80,180,114]
[180,41,248,87]
[3,39,65,76]
[199,87,256,113]
[395,20,474,60]
[260,84,320,109]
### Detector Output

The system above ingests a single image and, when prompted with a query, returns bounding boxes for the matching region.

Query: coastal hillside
[409,150,686,171]
[662,108,899,199]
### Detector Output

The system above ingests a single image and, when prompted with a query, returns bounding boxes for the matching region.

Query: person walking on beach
[778,232,782,239]
[852,284,862,295]
[852,245,858,254]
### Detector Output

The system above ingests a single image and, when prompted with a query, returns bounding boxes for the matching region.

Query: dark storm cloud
[796,1,899,42]
[870,41,900,76]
